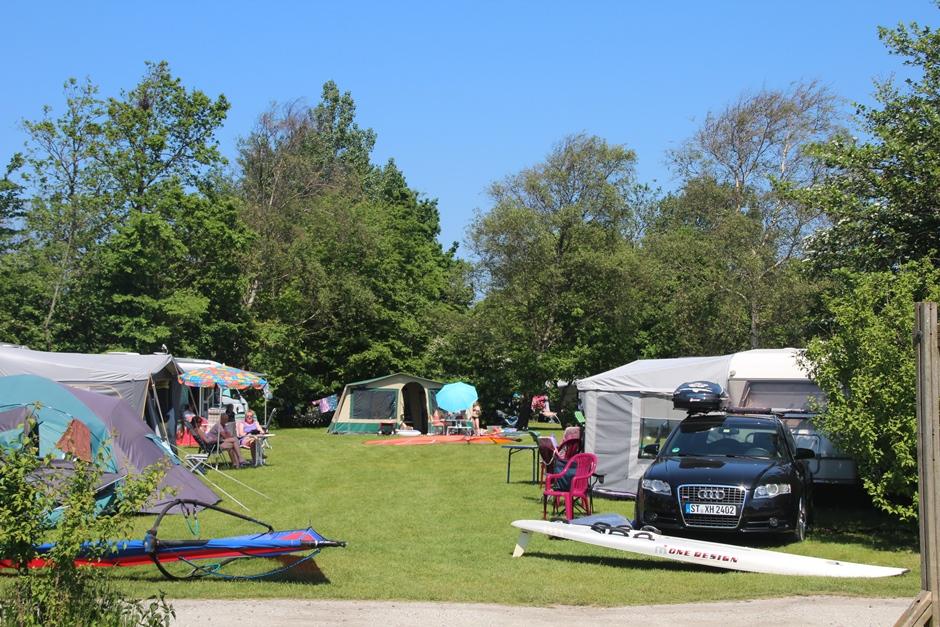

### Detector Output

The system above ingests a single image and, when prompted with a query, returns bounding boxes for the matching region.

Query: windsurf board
[511,519,908,578]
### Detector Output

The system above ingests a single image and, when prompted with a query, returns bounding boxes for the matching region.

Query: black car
[635,412,815,541]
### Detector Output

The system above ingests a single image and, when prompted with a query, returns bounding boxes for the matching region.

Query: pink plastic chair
[542,452,598,520]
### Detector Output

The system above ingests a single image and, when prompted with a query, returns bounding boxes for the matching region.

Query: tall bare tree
[666,81,843,348]
[21,78,109,349]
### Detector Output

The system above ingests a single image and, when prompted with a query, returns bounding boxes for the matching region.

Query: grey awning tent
[576,348,847,494]
[0,345,180,422]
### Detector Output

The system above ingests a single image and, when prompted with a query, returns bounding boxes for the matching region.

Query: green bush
[0,426,173,626]
[804,260,940,521]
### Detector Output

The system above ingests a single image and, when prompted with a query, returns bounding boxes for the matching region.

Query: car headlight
[642,479,671,495]
[754,483,792,498]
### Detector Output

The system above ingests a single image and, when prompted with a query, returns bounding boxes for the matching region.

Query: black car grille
[677,484,747,529]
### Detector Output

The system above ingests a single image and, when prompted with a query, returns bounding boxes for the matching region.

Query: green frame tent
[327,373,442,435]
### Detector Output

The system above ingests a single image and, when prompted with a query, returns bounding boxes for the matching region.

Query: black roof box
[673,381,725,412]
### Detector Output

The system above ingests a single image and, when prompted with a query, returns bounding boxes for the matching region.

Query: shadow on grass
[520,549,719,574]
[103,555,334,585]
[808,485,918,552]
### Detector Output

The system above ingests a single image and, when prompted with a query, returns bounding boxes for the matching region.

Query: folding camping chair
[185,417,226,472]
[260,409,276,451]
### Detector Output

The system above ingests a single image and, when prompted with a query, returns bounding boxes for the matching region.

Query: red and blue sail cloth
[178,365,267,390]
[1,499,345,580]
[15,528,339,569]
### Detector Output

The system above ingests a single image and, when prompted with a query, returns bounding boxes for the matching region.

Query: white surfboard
[511,519,908,578]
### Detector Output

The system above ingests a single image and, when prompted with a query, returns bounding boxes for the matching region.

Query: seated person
[470,402,483,436]
[540,400,558,422]
[178,404,198,443]
[555,426,582,469]
[207,412,247,467]
[430,409,446,433]
[187,411,207,435]
[236,410,265,464]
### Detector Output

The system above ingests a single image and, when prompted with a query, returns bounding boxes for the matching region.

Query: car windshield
[662,416,783,458]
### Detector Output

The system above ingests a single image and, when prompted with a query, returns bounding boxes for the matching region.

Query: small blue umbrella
[435,382,478,412]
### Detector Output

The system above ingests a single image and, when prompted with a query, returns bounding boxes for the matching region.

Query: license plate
[685,503,737,516]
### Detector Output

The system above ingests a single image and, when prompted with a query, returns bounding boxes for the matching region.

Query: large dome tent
[0,374,218,514]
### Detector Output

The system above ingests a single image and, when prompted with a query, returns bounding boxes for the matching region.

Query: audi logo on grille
[697,489,726,500]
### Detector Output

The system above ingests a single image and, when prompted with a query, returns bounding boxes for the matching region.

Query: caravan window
[350,389,397,420]
[741,381,825,411]
[639,417,680,458]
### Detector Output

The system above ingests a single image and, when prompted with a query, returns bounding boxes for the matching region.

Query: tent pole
[207,467,271,501]
[170,449,254,511]
[149,378,170,442]
[195,471,250,511]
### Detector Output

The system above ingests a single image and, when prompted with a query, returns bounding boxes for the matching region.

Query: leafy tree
[8,63,239,358]
[666,82,842,348]
[100,61,229,215]
[803,261,940,520]
[641,176,825,355]
[468,134,651,405]
[799,19,940,272]
[796,14,940,522]
[62,210,206,353]
[238,84,467,409]
[0,154,26,249]
[0,155,48,346]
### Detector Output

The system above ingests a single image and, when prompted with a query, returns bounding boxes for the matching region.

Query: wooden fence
[896,302,940,626]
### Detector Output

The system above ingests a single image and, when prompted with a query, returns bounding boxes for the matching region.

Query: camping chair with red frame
[542,452,598,520]
[429,409,446,435]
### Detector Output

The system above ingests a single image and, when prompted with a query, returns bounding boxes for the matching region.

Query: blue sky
[2,2,937,251]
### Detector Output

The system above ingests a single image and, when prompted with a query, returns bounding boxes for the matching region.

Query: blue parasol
[435,382,478,412]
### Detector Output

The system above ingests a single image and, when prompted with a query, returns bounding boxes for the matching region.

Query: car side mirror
[643,443,660,456]
[795,447,816,460]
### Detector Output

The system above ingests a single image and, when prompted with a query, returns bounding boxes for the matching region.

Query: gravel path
[170,596,909,626]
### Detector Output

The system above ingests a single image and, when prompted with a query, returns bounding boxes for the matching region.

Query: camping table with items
[502,443,538,483]
[445,417,473,436]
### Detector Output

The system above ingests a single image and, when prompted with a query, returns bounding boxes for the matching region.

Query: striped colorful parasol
[178,365,267,390]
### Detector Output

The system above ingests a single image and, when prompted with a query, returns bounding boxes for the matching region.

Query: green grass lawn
[103,425,921,605]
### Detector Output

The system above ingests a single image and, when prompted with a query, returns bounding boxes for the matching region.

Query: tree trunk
[749,299,760,349]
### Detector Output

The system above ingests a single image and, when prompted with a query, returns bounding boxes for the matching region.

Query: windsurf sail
[2,499,346,581]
